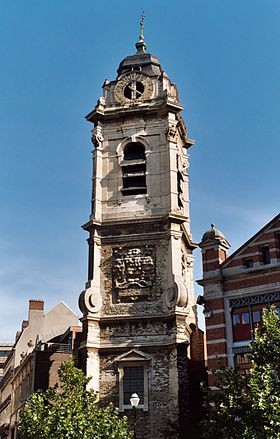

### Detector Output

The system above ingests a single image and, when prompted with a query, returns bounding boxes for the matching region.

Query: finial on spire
[139,11,146,42]
[136,11,147,54]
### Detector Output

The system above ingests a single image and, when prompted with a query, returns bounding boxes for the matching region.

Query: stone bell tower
[79,22,200,439]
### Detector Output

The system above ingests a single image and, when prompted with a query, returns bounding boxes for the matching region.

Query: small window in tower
[124,142,145,161]
[260,245,270,265]
[122,143,146,196]
[118,359,149,412]
[131,65,142,72]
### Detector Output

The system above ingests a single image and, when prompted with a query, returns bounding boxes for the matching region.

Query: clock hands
[126,81,143,100]
[115,73,151,103]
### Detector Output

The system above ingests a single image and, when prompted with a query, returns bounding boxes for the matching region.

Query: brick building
[0,299,80,439]
[197,214,280,385]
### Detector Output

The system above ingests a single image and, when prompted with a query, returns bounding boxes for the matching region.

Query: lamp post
[130,393,140,439]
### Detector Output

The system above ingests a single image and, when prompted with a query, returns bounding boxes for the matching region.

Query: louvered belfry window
[122,142,146,196]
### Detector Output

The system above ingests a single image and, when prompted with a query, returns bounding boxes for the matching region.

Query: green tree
[201,307,280,439]
[249,307,280,438]
[200,358,256,438]
[18,360,132,439]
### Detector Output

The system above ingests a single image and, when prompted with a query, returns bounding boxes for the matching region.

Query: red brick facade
[198,214,280,384]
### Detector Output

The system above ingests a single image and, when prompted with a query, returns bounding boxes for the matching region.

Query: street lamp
[130,393,140,439]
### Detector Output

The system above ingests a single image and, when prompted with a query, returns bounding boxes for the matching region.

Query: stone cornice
[80,339,184,350]
[80,311,188,324]
[83,213,194,231]
[86,100,172,125]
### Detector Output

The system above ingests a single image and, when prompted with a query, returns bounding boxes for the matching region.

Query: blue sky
[1,1,280,339]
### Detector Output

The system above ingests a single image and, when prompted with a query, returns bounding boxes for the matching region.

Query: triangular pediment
[222,213,280,268]
[115,349,151,363]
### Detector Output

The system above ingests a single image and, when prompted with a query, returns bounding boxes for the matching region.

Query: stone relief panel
[112,246,155,302]
[100,318,176,342]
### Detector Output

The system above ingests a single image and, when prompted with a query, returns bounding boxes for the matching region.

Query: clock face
[114,72,154,104]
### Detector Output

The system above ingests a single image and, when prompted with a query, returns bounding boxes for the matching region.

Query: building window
[122,143,146,196]
[234,352,251,375]
[252,306,263,329]
[0,351,10,358]
[232,308,251,342]
[260,245,270,265]
[231,303,280,343]
[241,312,250,324]
[275,233,280,260]
[123,366,144,405]
[118,362,148,411]
[243,258,253,269]
[116,349,150,412]
[233,315,240,326]
[252,310,261,324]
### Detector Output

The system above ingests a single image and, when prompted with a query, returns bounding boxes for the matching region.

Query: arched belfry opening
[121,142,146,196]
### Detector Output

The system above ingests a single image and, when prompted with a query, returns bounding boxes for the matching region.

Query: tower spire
[135,11,147,54]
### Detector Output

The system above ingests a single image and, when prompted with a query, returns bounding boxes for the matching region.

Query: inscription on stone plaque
[112,246,155,301]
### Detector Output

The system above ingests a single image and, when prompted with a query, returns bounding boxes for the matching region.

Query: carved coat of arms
[113,247,155,295]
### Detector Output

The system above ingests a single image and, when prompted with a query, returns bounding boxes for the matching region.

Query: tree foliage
[201,307,280,439]
[18,360,132,439]
[249,308,280,437]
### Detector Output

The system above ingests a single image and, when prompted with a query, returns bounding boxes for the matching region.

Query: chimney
[22,320,29,331]
[28,299,44,322]
[29,299,44,311]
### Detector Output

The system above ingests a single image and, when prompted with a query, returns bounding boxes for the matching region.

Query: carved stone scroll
[91,126,104,148]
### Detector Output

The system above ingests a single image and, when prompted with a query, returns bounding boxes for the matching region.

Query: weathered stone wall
[98,346,184,439]
[177,343,190,437]
[100,233,169,316]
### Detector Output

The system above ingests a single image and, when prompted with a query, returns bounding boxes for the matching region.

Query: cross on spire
[135,11,147,53]
[139,11,146,42]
